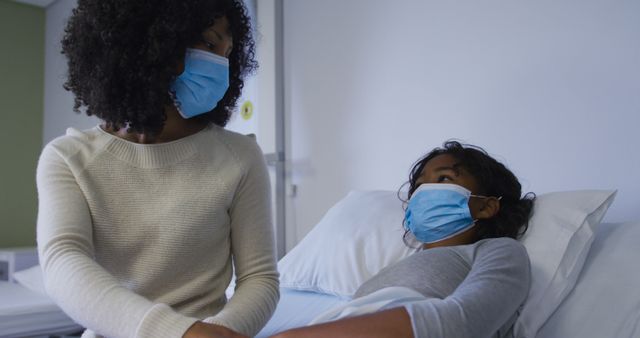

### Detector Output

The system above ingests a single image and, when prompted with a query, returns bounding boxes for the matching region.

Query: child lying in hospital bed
[270,141,536,338]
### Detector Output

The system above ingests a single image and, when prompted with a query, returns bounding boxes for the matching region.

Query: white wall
[284,0,640,242]
[256,0,277,155]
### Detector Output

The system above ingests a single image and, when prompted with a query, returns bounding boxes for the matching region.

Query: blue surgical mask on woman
[405,183,495,244]
[171,48,229,119]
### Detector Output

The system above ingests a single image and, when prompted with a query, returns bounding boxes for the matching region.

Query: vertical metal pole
[274,0,286,259]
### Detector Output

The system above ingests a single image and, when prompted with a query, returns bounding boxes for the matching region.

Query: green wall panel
[0,0,45,247]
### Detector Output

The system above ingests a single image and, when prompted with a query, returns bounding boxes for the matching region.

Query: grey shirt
[355,237,530,338]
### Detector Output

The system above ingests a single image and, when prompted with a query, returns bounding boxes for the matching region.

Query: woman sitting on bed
[271,141,535,338]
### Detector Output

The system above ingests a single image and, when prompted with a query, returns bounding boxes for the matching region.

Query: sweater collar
[95,125,211,168]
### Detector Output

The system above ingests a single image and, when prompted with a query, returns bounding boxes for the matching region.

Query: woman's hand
[183,321,249,338]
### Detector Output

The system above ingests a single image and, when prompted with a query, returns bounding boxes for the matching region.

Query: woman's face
[193,16,234,58]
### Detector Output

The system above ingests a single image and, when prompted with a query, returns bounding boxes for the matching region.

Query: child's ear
[475,197,501,220]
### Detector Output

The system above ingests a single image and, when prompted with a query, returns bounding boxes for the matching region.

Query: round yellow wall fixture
[240,100,254,121]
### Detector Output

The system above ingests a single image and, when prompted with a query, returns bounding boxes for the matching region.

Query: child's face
[413,154,494,248]
[414,154,480,197]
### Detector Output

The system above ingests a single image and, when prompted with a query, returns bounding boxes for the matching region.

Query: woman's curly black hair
[402,141,536,242]
[62,0,257,135]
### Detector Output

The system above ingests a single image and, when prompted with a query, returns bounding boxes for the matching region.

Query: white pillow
[535,221,640,338]
[279,190,418,297]
[279,189,616,336]
[514,190,616,338]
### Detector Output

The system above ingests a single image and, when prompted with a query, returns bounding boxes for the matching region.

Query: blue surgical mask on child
[171,48,230,119]
[404,183,495,244]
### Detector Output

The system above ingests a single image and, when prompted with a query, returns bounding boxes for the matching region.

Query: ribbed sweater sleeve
[203,135,280,336]
[36,144,198,338]
[404,238,530,338]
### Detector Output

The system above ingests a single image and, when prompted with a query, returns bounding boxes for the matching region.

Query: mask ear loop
[466,195,504,232]
[469,195,503,215]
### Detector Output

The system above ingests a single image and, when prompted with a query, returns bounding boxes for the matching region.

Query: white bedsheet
[255,288,348,337]
[309,286,424,325]
[0,281,81,338]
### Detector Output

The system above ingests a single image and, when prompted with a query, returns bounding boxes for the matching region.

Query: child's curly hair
[403,141,536,241]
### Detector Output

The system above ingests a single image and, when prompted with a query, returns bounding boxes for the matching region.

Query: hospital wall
[283,0,640,245]
[0,0,44,247]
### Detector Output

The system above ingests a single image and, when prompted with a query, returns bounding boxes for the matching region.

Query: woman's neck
[103,106,209,144]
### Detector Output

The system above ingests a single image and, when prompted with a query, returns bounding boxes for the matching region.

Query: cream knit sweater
[36,125,279,338]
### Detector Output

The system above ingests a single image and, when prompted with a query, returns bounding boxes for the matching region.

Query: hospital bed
[3,190,638,338]
[256,189,640,338]
[0,280,81,338]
